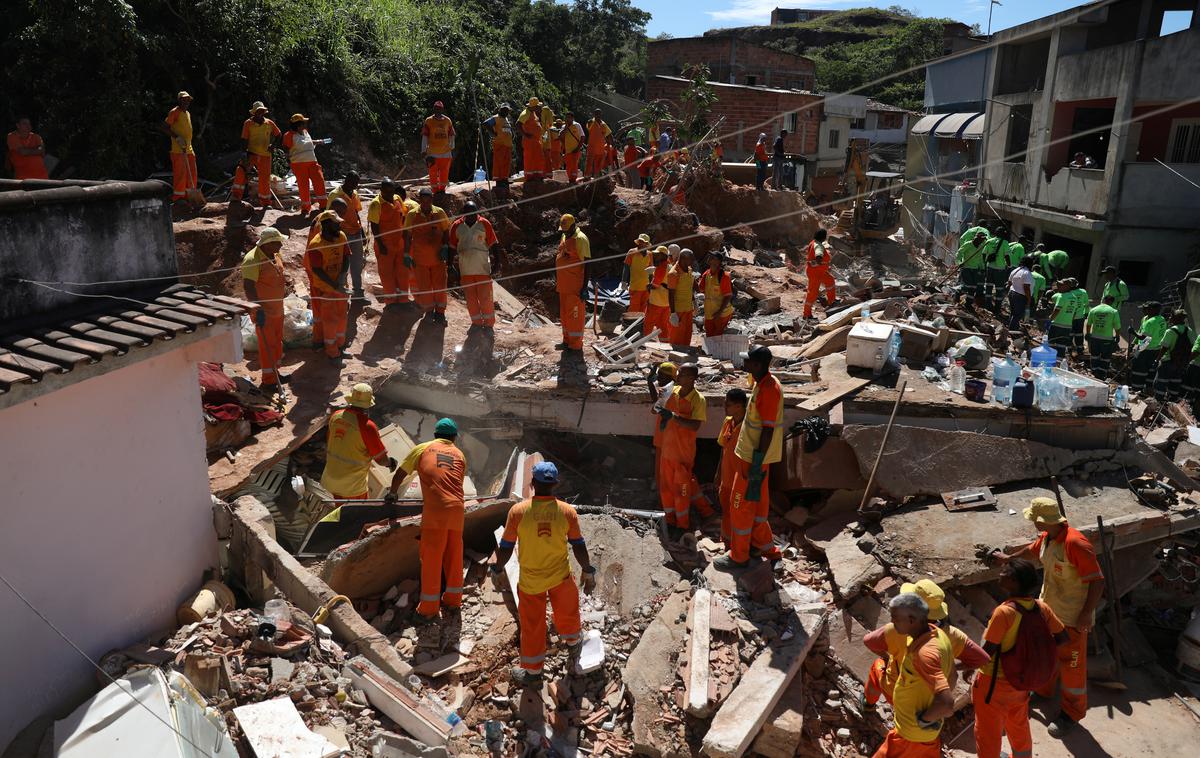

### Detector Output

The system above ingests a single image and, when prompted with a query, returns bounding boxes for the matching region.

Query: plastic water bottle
[992,355,1020,405]
[423,691,466,736]
[949,361,966,393]
[1113,385,1129,410]
[860,305,871,320]
[1030,336,1057,368]
[473,166,487,183]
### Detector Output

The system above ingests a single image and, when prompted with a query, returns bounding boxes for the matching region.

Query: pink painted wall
[0,329,238,749]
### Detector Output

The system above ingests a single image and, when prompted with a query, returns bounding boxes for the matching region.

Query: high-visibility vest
[1039,528,1092,626]
[321,409,375,497]
[893,626,954,743]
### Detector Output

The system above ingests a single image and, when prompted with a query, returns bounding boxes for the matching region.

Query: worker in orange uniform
[321,383,393,500]
[385,418,467,621]
[241,227,288,392]
[645,246,671,337]
[584,109,612,177]
[368,177,414,310]
[803,228,837,319]
[666,249,698,348]
[7,116,49,180]
[306,210,351,360]
[973,559,1070,758]
[160,92,196,202]
[716,345,784,569]
[241,101,281,208]
[754,133,769,190]
[489,461,597,686]
[700,253,735,337]
[862,579,989,707]
[990,498,1104,738]
[519,98,545,180]
[556,214,590,352]
[449,200,505,333]
[560,113,585,184]
[622,136,646,188]
[403,187,452,323]
[283,114,329,215]
[656,364,708,538]
[715,388,748,544]
[870,593,957,758]
[482,103,514,193]
[605,135,620,173]
[638,148,660,193]
[548,119,565,172]
[422,100,455,194]
[647,361,677,487]
[328,171,366,299]
[622,234,653,314]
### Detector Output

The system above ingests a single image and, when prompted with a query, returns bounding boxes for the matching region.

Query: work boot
[411,609,438,626]
[554,342,568,351]
[511,667,544,687]
[665,524,687,542]
[1047,715,1076,738]
[712,554,750,571]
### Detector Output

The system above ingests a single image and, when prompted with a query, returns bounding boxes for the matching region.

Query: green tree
[678,64,717,143]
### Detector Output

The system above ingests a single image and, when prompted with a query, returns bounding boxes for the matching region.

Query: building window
[1005,105,1033,163]
[745,75,758,86]
[850,117,865,130]
[878,112,903,129]
[1168,119,1200,164]
[1117,260,1152,287]
[828,129,840,149]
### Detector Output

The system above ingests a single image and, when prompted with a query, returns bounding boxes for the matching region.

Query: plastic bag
[282,296,313,347]
[240,314,258,353]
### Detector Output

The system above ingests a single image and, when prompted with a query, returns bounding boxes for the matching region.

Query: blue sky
[641,1,1088,37]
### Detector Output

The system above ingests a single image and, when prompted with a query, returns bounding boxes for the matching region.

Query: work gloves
[657,408,673,432]
[669,313,680,327]
[438,245,450,263]
[254,309,266,328]
[383,492,398,506]
[915,711,942,731]
[404,255,415,269]
[745,450,767,502]
[489,565,508,591]
[580,568,597,594]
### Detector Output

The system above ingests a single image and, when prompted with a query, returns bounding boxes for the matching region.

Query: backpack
[985,600,1058,700]
[1169,325,1192,365]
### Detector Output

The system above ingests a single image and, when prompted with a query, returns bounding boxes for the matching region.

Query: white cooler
[846,321,898,371]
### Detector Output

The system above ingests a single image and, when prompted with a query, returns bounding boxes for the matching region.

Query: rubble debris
[233,696,343,758]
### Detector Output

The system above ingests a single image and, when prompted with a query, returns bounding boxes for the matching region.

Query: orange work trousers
[522,139,543,178]
[973,674,1033,758]
[315,291,349,357]
[518,576,582,674]
[231,164,249,201]
[804,266,837,318]
[728,458,780,562]
[415,527,464,617]
[376,247,412,304]
[414,263,448,313]
[428,156,451,192]
[871,730,941,758]
[865,657,893,705]
[292,161,327,212]
[247,153,272,204]
[492,145,512,180]
[254,312,284,385]
[462,275,495,327]
[705,312,733,337]
[306,275,324,348]
[560,291,585,350]
[670,310,694,347]
[1034,625,1088,721]
[659,455,696,528]
[628,289,648,314]
[644,304,669,338]
[170,152,197,200]
[719,476,734,542]
[586,152,606,177]
[565,150,582,183]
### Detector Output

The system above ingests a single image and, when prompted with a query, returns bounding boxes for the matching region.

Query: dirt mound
[174,213,257,296]
[687,174,821,246]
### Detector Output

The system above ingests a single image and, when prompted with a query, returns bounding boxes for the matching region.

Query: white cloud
[708,0,852,24]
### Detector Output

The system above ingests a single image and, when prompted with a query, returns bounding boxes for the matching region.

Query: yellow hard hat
[249,100,268,115]
[559,213,575,230]
[256,227,285,246]
[315,209,340,224]
[1023,497,1066,525]
[345,383,375,409]
[900,579,949,621]
[659,362,677,377]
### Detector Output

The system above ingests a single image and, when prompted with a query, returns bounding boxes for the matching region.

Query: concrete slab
[826,604,881,684]
[576,515,679,617]
[822,530,885,599]
[624,589,691,758]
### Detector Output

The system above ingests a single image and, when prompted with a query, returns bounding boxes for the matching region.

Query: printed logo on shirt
[537,521,552,538]
[435,452,456,469]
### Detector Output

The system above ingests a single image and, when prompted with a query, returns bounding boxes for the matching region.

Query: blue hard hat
[531,461,559,484]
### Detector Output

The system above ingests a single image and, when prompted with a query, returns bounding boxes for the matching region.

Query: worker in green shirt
[983,226,1011,314]
[960,221,990,247]
[1031,268,1048,312]
[1155,310,1192,400]
[1068,278,1090,351]
[957,230,988,306]
[1183,333,1200,404]
[1129,301,1166,393]
[1047,280,1077,356]
[1084,295,1121,379]
[1006,235,1027,268]
[1044,249,1070,284]
[1099,266,1129,312]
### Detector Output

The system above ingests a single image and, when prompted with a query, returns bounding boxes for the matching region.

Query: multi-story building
[646,37,815,91]
[850,99,915,146]
[812,94,869,202]
[980,0,1200,297]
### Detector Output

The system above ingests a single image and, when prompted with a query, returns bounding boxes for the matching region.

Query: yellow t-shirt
[669,268,696,313]
[625,250,652,291]
[165,107,193,155]
[242,118,281,157]
[648,263,670,308]
[500,497,585,594]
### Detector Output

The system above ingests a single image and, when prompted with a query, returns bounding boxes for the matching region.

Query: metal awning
[960,113,986,139]
[934,112,985,139]
[910,113,950,135]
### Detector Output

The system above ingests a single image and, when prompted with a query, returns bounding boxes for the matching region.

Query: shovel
[181,147,207,206]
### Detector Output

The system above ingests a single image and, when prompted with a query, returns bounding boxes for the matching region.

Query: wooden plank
[797,374,872,412]
[160,299,227,321]
[413,652,471,677]
[492,281,527,318]
[198,297,248,317]
[686,589,713,717]
[119,310,193,335]
[817,298,884,333]
[799,325,851,359]
[701,606,827,758]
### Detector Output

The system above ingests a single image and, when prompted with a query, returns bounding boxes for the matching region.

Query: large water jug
[473,166,487,183]
[1031,337,1057,368]
[992,355,1020,405]
[1036,366,1071,411]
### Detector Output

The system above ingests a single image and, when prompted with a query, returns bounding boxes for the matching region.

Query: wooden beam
[686,589,713,717]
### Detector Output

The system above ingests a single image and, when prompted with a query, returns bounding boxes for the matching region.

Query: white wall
[0,332,235,749]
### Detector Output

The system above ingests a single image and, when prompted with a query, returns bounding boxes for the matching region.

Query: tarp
[55,668,237,758]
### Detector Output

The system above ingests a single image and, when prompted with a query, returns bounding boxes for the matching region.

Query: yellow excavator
[834,139,903,241]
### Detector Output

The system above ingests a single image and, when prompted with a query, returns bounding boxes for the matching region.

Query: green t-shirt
[1031,271,1047,303]
[1006,241,1026,268]
[1070,288,1089,321]
[1191,334,1200,365]
[1102,279,1129,310]
[1050,293,1075,326]
[1086,303,1121,339]
[1139,315,1168,349]
[957,240,987,270]
[960,226,988,246]
[1047,250,1069,273]
[983,238,1010,270]
[1161,323,1191,353]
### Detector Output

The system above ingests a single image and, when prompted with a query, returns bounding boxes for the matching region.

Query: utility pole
[988,0,1002,37]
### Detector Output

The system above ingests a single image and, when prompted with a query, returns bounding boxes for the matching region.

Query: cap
[1101,265,1117,274]
[249,100,268,115]
[380,176,395,187]
[290,113,309,124]
[900,580,949,621]
[654,245,668,255]
[435,417,458,438]
[177,91,193,100]
[636,233,651,246]
[667,244,681,258]
[739,345,774,365]
[345,383,375,409]
[433,100,444,108]
[1023,497,1066,525]
[315,209,340,224]
[256,227,285,246]
[658,362,677,378]
[499,102,511,110]
[560,213,575,230]
[418,187,434,197]
[528,97,541,107]
[532,461,559,484]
